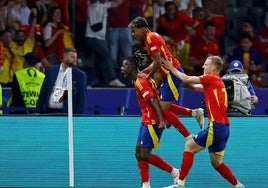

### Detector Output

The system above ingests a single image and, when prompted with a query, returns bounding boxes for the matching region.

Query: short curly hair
[128,16,148,29]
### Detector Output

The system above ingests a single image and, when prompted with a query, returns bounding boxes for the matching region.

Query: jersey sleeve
[146,32,161,56]
[136,78,155,101]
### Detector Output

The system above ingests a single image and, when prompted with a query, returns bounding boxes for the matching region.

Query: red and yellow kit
[134,77,160,125]
[144,30,180,78]
[199,74,229,124]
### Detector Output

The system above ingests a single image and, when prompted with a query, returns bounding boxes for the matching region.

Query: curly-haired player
[121,53,179,188]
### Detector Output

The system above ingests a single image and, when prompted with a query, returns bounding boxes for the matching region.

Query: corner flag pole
[66,68,74,187]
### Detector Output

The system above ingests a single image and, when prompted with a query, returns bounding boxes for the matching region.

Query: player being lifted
[128,17,204,140]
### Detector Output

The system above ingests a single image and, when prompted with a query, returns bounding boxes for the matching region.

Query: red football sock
[148,154,173,173]
[179,151,194,180]
[170,104,192,116]
[163,109,190,137]
[138,160,149,183]
[215,163,238,185]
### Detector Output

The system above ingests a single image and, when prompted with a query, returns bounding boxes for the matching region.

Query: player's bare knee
[140,153,150,161]
[211,159,222,168]
[135,152,141,160]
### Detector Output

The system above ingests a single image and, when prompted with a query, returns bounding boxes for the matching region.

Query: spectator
[157,1,195,75]
[6,0,31,33]
[189,7,225,55]
[43,6,71,65]
[130,0,147,18]
[9,8,37,74]
[75,0,87,53]
[191,7,225,41]
[227,32,262,87]
[53,0,70,28]
[176,0,202,16]
[33,34,50,72]
[37,48,87,114]
[108,0,133,72]
[8,52,45,114]
[0,29,13,86]
[29,0,68,26]
[200,0,226,54]
[188,21,220,76]
[153,0,166,20]
[234,18,264,58]
[21,11,43,37]
[85,0,126,87]
[222,60,258,116]
[238,19,259,45]
[27,0,48,25]
[140,0,160,29]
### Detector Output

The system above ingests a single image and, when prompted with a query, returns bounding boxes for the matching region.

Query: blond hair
[207,56,224,72]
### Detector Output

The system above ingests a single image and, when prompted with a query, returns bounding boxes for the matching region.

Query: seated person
[222,60,258,116]
[227,32,262,87]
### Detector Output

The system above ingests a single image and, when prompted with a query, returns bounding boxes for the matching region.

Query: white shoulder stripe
[142,91,149,98]
[150,46,157,51]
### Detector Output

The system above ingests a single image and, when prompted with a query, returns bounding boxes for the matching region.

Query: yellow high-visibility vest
[15,68,45,107]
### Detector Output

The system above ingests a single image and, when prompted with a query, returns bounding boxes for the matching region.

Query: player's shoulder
[136,77,154,86]
[136,77,148,84]
[147,31,161,39]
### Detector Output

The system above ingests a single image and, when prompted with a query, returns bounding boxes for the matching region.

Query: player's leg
[211,153,245,187]
[164,138,204,188]
[170,66,204,128]
[135,125,151,188]
[209,123,245,188]
[137,146,151,188]
[164,127,207,188]
[161,104,192,139]
[170,104,204,129]
[148,154,179,183]
[159,72,193,139]
[146,124,179,182]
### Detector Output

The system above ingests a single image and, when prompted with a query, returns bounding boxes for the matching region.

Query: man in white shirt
[85,0,126,87]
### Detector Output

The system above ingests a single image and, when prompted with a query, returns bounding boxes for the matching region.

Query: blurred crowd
[0,0,268,88]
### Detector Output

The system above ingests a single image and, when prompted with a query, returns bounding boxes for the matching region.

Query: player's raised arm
[161,57,201,85]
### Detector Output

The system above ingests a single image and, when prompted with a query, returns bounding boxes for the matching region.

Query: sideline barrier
[0,116,267,187]
[2,87,268,115]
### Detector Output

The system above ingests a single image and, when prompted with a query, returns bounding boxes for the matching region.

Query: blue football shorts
[137,123,163,149]
[193,121,230,156]
[158,67,184,102]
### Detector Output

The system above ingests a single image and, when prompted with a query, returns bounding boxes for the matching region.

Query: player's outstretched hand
[161,57,173,71]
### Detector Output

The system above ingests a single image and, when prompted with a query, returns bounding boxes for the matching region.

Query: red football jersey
[135,77,160,125]
[157,11,194,43]
[144,30,180,78]
[190,37,220,75]
[199,74,229,124]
